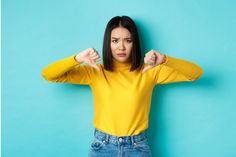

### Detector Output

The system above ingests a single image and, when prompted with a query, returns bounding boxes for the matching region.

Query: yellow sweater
[41,54,203,136]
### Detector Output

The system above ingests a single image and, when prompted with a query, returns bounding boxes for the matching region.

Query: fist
[142,49,166,73]
[75,48,101,72]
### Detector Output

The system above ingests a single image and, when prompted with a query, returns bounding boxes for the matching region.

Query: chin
[116,58,129,62]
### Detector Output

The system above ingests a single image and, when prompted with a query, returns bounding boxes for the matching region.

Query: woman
[41,16,203,157]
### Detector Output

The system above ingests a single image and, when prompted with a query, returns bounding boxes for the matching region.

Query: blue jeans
[88,128,152,157]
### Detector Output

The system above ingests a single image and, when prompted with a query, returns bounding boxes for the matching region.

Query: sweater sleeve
[154,55,204,84]
[41,55,97,85]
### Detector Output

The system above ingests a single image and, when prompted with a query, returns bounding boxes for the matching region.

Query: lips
[117,53,126,57]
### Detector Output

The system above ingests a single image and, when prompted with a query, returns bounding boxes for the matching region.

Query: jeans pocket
[91,138,105,151]
[133,139,151,152]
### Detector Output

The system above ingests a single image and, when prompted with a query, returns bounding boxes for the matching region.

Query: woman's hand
[142,49,166,73]
[75,48,101,72]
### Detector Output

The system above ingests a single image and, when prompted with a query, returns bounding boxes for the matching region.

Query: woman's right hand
[75,48,101,72]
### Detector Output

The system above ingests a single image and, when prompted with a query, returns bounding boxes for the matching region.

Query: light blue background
[2,0,236,157]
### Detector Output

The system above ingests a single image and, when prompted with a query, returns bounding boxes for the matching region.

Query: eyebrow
[111,37,132,39]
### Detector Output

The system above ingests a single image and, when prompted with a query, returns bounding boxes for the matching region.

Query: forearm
[162,55,204,80]
[41,55,79,81]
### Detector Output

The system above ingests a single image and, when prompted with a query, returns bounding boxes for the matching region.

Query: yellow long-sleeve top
[41,54,203,136]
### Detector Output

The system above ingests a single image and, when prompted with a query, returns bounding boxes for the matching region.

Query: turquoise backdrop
[2,0,236,157]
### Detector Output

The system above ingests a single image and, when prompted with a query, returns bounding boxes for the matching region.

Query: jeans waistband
[94,128,148,145]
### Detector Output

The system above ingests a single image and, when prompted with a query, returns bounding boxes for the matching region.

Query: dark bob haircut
[102,16,141,71]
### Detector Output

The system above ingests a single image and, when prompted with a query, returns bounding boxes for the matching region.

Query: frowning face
[110,27,133,63]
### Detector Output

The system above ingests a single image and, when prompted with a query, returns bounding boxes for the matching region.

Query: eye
[112,40,118,43]
[126,39,132,43]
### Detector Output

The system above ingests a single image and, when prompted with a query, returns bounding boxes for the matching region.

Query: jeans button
[118,137,123,142]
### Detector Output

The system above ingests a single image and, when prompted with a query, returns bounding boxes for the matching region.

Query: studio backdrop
[2,0,236,157]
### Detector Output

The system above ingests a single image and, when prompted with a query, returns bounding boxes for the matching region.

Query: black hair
[102,16,141,71]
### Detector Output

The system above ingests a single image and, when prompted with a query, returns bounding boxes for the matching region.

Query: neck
[112,58,132,70]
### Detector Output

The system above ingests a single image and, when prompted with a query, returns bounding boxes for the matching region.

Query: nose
[119,41,125,50]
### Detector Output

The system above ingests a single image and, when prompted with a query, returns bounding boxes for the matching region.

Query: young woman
[41,16,203,157]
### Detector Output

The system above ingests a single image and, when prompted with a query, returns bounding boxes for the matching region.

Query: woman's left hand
[142,49,166,73]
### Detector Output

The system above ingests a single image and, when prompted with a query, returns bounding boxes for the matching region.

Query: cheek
[127,44,133,52]
[110,44,117,57]
[110,43,117,51]
[130,44,133,50]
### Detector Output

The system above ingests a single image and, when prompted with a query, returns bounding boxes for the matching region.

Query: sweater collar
[112,58,132,71]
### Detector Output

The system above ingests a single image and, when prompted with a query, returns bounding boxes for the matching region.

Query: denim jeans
[88,128,152,157]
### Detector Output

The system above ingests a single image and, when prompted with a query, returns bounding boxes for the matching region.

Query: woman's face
[110,27,133,63]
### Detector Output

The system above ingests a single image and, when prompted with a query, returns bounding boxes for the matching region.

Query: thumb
[91,64,100,72]
[142,65,154,74]
[88,59,100,72]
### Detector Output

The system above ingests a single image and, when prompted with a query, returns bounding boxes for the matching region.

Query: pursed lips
[117,53,126,56]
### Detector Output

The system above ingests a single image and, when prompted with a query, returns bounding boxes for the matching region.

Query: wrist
[74,54,83,64]
[162,54,167,64]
